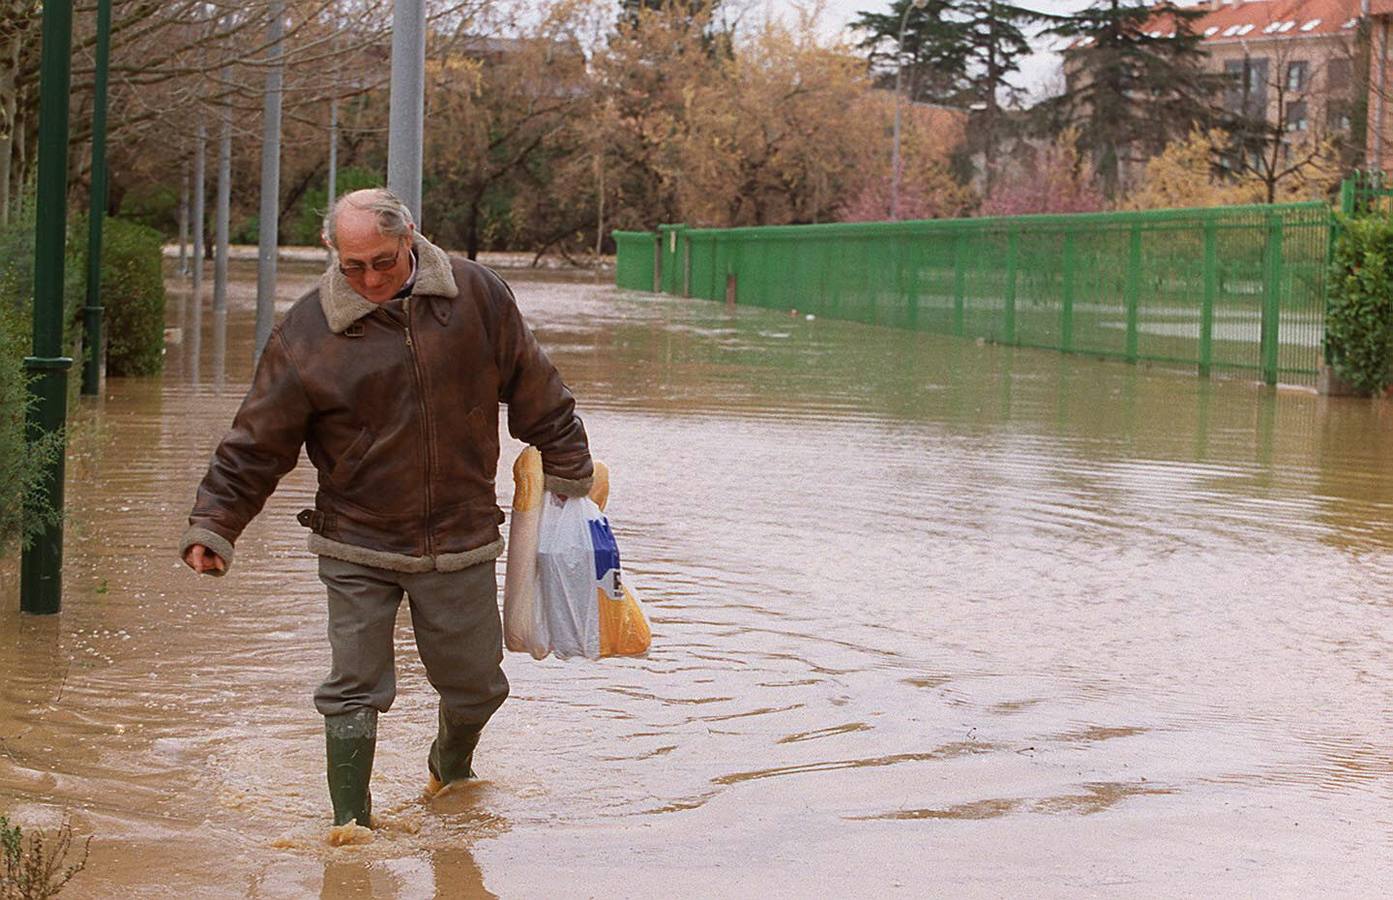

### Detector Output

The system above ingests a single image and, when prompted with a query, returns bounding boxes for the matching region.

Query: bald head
[322,188,414,248]
[324,187,417,303]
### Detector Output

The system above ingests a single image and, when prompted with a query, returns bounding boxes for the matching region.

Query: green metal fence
[614,230,657,291]
[619,202,1334,385]
[1339,169,1393,217]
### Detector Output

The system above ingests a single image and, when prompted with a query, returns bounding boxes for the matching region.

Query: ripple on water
[4,274,1393,895]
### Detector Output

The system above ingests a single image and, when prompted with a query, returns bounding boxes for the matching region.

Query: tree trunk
[0,32,17,227]
[12,86,25,217]
[594,151,604,258]
[177,159,189,275]
[465,199,480,260]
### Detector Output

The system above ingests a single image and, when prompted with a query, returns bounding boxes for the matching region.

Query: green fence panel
[618,203,1332,383]
[657,224,685,295]
[614,230,657,292]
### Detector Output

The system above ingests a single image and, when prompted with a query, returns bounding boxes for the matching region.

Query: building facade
[1187,0,1363,166]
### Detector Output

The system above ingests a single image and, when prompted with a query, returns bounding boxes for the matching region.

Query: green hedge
[1327,215,1393,395]
[96,218,166,376]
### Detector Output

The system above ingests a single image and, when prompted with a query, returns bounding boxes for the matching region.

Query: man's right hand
[184,544,227,575]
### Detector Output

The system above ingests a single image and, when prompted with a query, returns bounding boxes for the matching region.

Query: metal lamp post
[22,0,75,613]
[891,0,929,220]
[387,0,426,224]
[255,0,286,362]
[81,0,113,397]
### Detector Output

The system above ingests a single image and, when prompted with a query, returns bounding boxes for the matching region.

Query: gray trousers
[314,556,510,727]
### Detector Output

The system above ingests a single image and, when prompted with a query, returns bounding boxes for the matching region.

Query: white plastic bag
[504,450,651,660]
[535,493,607,660]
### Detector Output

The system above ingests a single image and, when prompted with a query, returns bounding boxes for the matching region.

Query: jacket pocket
[328,426,375,488]
[462,403,498,461]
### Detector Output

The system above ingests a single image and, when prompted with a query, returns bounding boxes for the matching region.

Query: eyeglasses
[338,239,404,278]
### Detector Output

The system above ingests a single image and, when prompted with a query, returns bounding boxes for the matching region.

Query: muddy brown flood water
[2,258,1392,897]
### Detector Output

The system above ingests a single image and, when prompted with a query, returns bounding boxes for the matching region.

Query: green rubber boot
[426,706,484,793]
[325,708,377,827]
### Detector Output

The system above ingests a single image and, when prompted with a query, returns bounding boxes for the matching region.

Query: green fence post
[953,231,965,336]
[1325,205,1341,366]
[651,232,661,293]
[1125,221,1141,363]
[905,233,919,330]
[657,224,686,294]
[1200,219,1217,377]
[1004,226,1019,344]
[1261,214,1283,386]
[1339,176,1355,217]
[1061,230,1075,352]
[682,232,691,297]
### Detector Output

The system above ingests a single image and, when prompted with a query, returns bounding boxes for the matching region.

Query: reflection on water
[2,260,1392,896]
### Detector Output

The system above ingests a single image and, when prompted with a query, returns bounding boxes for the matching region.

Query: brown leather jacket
[179,233,592,574]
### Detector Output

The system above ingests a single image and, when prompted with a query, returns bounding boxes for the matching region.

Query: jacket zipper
[403,298,435,556]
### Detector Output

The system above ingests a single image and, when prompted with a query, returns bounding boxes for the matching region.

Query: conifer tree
[853,0,964,105]
[955,1,1057,191]
[1044,0,1225,197]
[855,1,1056,188]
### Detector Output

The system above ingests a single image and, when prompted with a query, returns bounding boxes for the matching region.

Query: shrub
[94,218,166,377]
[978,128,1106,217]
[1326,215,1393,395]
[0,306,64,558]
[0,208,81,560]
[116,183,179,236]
[285,166,383,246]
[1,814,90,898]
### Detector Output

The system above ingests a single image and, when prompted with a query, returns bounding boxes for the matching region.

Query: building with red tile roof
[1064,0,1383,186]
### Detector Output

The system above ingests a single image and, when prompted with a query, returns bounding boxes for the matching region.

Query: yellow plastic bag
[503,448,651,659]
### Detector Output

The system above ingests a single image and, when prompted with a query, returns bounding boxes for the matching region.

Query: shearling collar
[319,231,459,333]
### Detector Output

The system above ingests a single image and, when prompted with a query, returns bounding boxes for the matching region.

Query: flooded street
[3,257,1393,897]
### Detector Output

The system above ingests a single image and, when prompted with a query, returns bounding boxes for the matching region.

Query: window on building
[1286,61,1308,92]
[1224,57,1270,119]
[1286,100,1309,132]
[1224,60,1245,113]
[1327,57,1352,91]
[1327,102,1353,132]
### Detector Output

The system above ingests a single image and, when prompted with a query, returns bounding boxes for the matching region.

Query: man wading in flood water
[178,188,593,833]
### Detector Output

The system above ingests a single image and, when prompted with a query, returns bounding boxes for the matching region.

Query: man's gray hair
[322,188,415,246]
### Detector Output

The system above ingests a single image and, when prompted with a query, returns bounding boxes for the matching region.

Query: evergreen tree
[853,0,965,105]
[1044,0,1225,197]
[955,1,1058,191]
[855,1,1057,189]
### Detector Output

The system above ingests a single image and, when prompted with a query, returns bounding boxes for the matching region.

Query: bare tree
[1222,35,1347,202]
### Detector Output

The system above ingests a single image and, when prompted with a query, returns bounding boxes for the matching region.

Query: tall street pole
[387,0,425,224]
[325,21,339,266]
[255,0,285,361]
[191,122,206,368]
[22,0,75,614]
[891,0,927,221]
[81,0,113,397]
[326,94,337,266]
[328,97,338,208]
[177,160,190,276]
[214,66,232,316]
